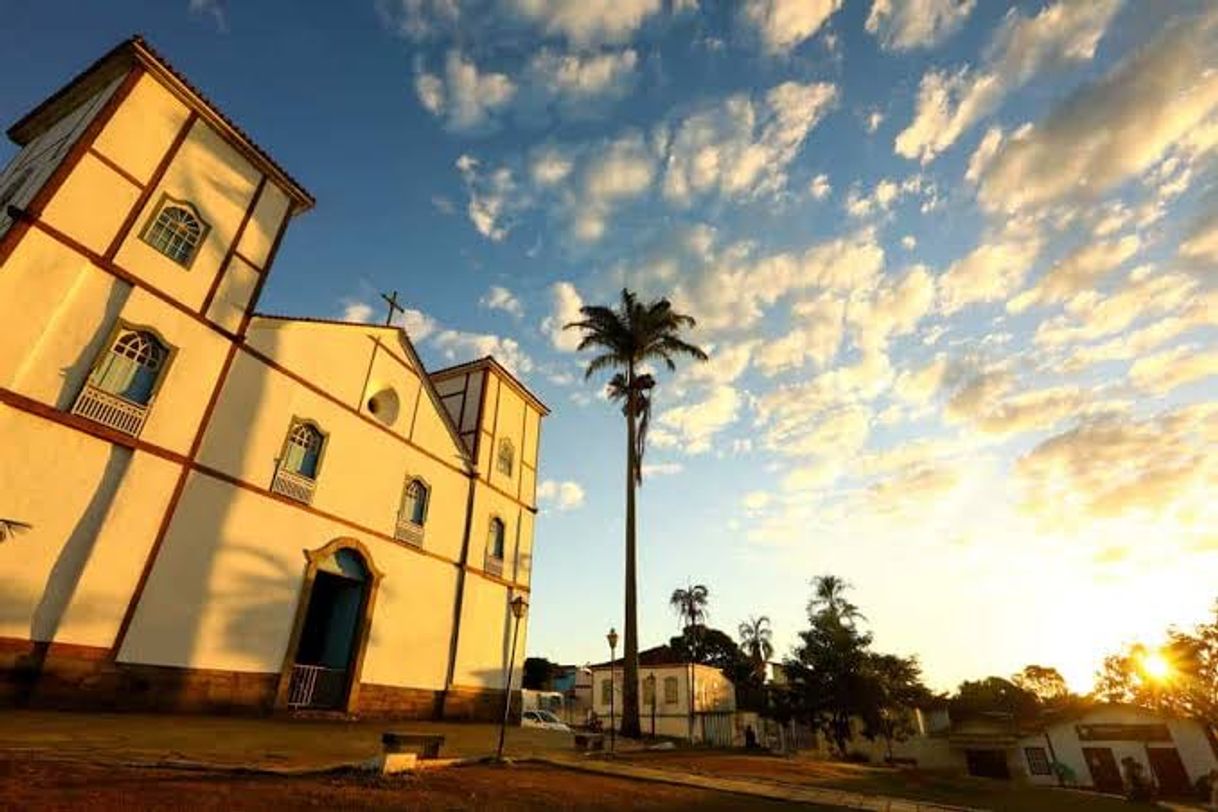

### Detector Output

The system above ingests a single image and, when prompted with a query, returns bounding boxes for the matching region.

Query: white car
[521,710,572,732]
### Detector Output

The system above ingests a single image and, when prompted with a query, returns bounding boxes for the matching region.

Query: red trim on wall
[201,174,267,317]
[86,147,145,190]
[103,110,198,262]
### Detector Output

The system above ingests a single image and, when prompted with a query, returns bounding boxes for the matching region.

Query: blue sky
[4,0,1217,692]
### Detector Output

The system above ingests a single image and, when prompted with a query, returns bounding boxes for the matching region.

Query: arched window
[488,518,505,559]
[663,676,679,704]
[283,422,324,479]
[497,437,515,477]
[403,479,428,525]
[89,329,169,405]
[143,198,207,266]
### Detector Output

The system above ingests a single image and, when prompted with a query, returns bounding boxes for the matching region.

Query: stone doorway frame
[273,537,384,714]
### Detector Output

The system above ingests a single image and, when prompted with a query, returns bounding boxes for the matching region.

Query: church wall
[110,118,262,312]
[0,405,180,650]
[196,350,471,564]
[90,72,190,187]
[450,574,526,690]
[0,229,231,456]
[204,254,260,333]
[357,541,457,691]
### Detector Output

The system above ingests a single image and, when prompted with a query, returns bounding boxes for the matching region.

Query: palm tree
[670,581,709,741]
[670,583,710,632]
[567,289,708,738]
[808,575,865,627]
[0,519,31,543]
[739,615,774,679]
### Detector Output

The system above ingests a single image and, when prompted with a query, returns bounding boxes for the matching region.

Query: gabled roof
[430,355,550,416]
[251,313,473,471]
[588,645,688,670]
[8,35,314,212]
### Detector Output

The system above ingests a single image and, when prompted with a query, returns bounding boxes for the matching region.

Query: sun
[1140,650,1173,682]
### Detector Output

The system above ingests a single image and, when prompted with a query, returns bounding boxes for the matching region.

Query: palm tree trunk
[621,363,642,738]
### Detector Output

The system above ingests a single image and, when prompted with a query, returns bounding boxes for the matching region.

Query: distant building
[589,645,736,744]
[853,702,1218,795]
[0,37,547,720]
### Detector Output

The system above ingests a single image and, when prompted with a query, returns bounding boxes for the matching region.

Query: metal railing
[271,467,316,504]
[394,517,424,546]
[287,664,348,709]
[484,551,504,576]
[70,384,149,436]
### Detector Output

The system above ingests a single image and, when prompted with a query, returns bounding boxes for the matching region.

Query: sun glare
[1140,650,1173,682]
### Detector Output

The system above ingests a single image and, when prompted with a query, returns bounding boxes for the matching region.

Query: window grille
[143,201,205,266]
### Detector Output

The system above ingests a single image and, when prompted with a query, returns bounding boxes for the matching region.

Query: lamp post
[607,627,618,754]
[495,594,529,762]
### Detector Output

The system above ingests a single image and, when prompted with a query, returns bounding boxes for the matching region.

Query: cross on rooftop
[380,290,404,326]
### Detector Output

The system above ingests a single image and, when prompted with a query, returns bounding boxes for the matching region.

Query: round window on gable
[366,386,400,426]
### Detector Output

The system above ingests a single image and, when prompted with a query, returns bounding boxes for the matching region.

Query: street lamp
[496,594,529,762]
[607,627,618,754]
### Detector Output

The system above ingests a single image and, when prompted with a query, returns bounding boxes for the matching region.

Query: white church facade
[0,37,547,720]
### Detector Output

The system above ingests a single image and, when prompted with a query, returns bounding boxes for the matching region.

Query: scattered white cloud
[641,462,685,477]
[895,0,1122,164]
[432,329,534,375]
[938,225,1043,313]
[742,0,842,54]
[340,298,438,340]
[541,281,586,352]
[663,80,837,205]
[479,285,524,317]
[973,9,1218,213]
[809,173,832,200]
[414,50,517,134]
[538,479,586,510]
[456,154,518,241]
[655,385,742,453]
[507,0,663,46]
[525,48,638,109]
[865,0,975,52]
[1130,347,1218,395]
[1008,235,1140,312]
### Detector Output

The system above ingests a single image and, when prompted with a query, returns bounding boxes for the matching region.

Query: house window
[1025,746,1052,776]
[395,478,428,545]
[71,328,170,436]
[497,437,515,477]
[663,676,679,704]
[142,197,207,267]
[485,517,506,575]
[601,678,613,705]
[272,420,325,504]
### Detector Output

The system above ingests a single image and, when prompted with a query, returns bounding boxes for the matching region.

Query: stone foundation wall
[0,637,519,724]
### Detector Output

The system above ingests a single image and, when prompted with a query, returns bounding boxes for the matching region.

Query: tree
[670,583,709,631]
[1094,602,1218,729]
[1012,665,1070,703]
[670,583,711,739]
[522,657,561,691]
[808,575,865,627]
[739,615,774,679]
[951,676,1041,723]
[566,290,707,739]
[670,625,766,712]
[784,576,929,757]
[866,654,932,760]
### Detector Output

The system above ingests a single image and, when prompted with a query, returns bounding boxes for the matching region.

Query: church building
[0,37,547,720]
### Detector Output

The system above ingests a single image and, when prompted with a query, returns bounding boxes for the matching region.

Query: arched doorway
[275,539,382,713]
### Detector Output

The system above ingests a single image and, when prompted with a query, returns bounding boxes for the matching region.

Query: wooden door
[1082,747,1123,794]
[1146,747,1191,797]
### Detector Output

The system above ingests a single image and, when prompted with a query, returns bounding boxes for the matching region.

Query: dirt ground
[612,751,1155,812]
[0,756,830,811]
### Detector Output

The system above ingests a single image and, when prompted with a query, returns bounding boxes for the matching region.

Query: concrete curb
[528,756,990,812]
